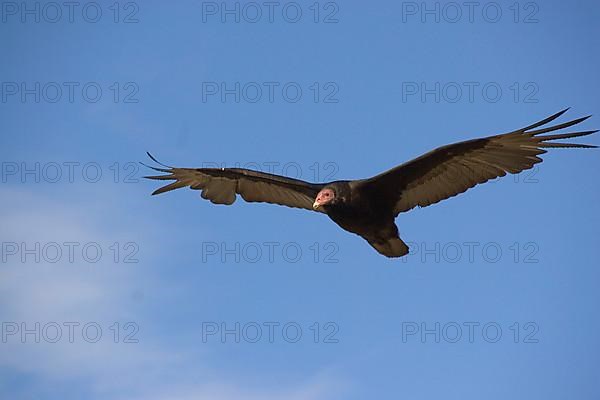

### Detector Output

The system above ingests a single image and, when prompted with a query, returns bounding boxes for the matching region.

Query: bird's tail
[368,237,410,258]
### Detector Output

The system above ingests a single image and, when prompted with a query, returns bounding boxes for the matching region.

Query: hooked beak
[312,200,321,210]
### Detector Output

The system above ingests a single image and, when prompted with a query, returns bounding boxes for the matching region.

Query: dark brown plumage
[144,109,596,258]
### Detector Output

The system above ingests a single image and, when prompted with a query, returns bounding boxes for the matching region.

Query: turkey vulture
[144,109,596,258]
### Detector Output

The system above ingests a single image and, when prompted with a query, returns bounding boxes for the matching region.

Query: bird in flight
[144,109,596,258]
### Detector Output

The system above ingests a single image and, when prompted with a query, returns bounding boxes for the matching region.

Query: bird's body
[319,181,408,256]
[144,109,596,258]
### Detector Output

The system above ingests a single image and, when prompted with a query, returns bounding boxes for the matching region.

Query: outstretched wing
[143,154,325,212]
[359,109,597,215]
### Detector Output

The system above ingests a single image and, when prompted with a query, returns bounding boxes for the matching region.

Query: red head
[313,188,335,210]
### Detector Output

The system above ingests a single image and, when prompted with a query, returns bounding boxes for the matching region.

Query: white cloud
[117,369,348,400]
[0,186,347,400]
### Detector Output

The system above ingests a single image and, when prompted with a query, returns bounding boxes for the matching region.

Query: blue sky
[1,1,599,399]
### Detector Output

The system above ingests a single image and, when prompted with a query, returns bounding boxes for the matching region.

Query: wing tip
[522,108,573,132]
[541,143,598,148]
[525,111,595,138]
[144,152,173,168]
[140,152,174,174]
[151,181,188,195]
[142,152,178,196]
[146,152,170,167]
